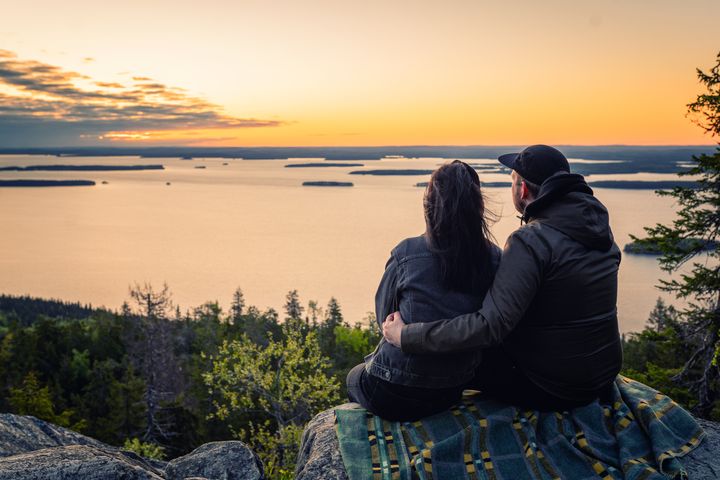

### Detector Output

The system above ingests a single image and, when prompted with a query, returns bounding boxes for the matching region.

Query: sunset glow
[2,0,719,147]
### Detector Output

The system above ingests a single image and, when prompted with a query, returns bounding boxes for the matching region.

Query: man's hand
[382,311,406,348]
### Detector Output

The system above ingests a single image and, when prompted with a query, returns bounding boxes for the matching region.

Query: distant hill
[0,145,714,167]
[0,294,107,326]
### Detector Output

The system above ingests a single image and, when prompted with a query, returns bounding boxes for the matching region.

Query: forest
[0,287,379,478]
[0,284,717,480]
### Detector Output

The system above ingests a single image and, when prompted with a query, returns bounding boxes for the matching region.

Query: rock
[682,418,720,478]
[0,444,164,479]
[296,404,720,480]
[0,413,106,458]
[0,414,264,480]
[295,404,353,480]
[164,441,263,480]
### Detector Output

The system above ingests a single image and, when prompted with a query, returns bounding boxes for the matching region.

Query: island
[416,181,512,188]
[0,180,95,187]
[481,181,513,188]
[285,163,364,168]
[0,164,164,171]
[624,238,716,255]
[471,164,510,171]
[302,181,353,187]
[349,169,433,176]
[1,146,713,169]
[588,181,698,190]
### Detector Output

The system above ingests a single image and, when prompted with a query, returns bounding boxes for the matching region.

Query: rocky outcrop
[684,418,720,479]
[0,444,165,479]
[296,403,720,480]
[0,413,263,480]
[164,441,263,480]
[0,413,105,458]
[295,404,353,480]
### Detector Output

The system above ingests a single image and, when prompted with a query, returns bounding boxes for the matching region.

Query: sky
[1,0,719,147]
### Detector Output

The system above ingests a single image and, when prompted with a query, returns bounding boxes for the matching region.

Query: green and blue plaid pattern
[336,376,704,480]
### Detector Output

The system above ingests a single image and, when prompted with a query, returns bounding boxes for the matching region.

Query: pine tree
[283,290,304,322]
[126,283,179,443]
[325,297,343,327]
[230,287,245,324]
[633,52,720,417]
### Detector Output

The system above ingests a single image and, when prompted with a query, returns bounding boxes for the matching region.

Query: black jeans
[467,347,613,411]
[347,348,611,420]
[346,364,464,422]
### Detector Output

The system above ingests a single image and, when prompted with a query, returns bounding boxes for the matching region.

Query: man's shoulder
[511,220,566,244]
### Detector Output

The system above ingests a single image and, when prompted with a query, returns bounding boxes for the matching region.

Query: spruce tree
[633,52,720,417]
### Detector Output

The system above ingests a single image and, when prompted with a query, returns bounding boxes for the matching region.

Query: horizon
[2,144,716,151]
[2,1,719,148]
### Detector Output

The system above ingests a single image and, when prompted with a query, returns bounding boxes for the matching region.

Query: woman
[346,160,501,421]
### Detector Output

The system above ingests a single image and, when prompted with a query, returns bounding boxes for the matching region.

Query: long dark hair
[424,160,496,292]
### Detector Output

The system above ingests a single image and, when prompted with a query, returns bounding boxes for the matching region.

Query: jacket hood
[523,172,614,251]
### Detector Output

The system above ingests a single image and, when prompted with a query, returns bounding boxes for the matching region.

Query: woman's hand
[382,311,405,348]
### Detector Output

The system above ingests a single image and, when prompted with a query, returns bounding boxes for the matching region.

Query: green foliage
[333,321,381,372]
[203,325,340,476]
[123,437,166,460]
[0,287,376,472]
[245,422,303,480]
[629,51,720,417]
[622,300,697,410]
[9,371,74,428]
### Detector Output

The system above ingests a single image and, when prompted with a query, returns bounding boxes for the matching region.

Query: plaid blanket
[335,376,705,480]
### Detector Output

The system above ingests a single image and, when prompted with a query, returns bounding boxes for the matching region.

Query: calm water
[0,155,682,333]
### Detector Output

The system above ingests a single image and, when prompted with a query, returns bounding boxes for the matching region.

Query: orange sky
[2,0,719,146]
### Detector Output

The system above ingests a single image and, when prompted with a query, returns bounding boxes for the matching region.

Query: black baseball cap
[498,145,570,185]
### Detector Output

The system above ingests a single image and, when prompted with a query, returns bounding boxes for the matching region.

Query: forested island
[417,181,513,188]
[1,146,714,171]
[0,164,164,171]
[624,238,717,254]
[302,181,353,187]
[0,180,95,187]
[350,169,434,176]
[415,180,699,190]
[285,163,363,168]
[588,180,698,189]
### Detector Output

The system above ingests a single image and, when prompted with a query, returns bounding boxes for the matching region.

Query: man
[383,145,623,410]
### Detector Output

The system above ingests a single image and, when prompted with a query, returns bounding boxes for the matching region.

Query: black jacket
[365,235,501,388]
[401,172,623,401]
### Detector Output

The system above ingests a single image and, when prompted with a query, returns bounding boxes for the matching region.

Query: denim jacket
[364,235,501,388]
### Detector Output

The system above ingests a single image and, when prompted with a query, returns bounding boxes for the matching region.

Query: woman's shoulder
[391,235,433,263]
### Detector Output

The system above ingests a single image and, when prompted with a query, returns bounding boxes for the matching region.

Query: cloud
[0,50,284,146]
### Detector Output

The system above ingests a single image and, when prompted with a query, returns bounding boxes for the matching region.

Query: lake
[0,154,684,333]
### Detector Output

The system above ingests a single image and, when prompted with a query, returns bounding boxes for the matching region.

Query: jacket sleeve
[401,228,548,354]
[375,255,399,330]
